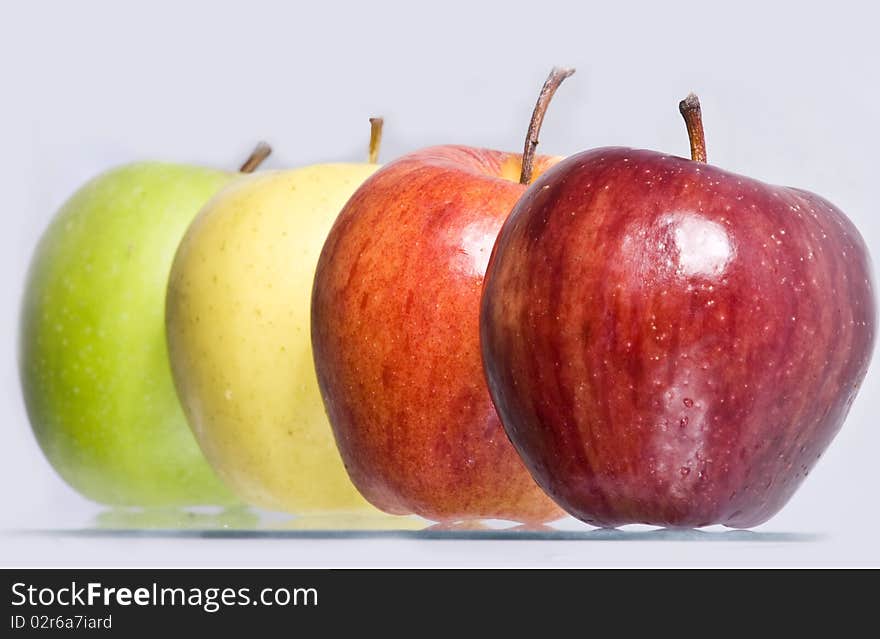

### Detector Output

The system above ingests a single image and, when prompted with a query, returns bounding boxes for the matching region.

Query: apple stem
[369,117,384,164]
[678,93,707,163]
[519,67,575,185]
[239,142,272,173]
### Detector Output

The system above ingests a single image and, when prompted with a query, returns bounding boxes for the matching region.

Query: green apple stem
[369,117,384,164]
[239,142,272,173]
[679,93,707,163]
[519,67,575,185]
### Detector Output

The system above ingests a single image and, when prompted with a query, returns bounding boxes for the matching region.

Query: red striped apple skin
[311,146,563,523]
[481,147,876,528]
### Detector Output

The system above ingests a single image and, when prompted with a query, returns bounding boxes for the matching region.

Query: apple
[19,144,271,506]
[311,70,575,522]
[480,94,876,528]
[166,120,386,514]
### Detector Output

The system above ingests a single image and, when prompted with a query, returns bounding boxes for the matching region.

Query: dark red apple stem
[369,117,384,164]
[679,93,707,163]
[239,142,272,173]
[520,67,575,184]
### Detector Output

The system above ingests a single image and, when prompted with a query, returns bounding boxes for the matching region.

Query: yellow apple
[166,124,384,514]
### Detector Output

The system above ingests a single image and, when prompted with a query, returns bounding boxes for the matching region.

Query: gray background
[1,0,878,566]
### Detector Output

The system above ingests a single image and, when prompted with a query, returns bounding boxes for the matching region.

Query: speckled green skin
[20,163,238,506]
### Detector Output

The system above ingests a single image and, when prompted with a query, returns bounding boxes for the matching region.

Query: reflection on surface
[26,511,820,541]
[670,213,733,277]
[282,512,425,531]
[425,520,491,532]
[452,220,497,278]
[91,507,425,532]
[506,522,558,534]
[93,506,259,530]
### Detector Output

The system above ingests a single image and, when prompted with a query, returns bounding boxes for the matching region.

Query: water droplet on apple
[683,398,694,408]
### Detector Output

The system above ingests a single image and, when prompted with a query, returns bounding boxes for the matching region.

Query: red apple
[480,95,876,528]
[311,71,575,522]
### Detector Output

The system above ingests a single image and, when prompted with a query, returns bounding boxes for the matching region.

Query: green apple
[165,121,384,514]
[20,147,270,506]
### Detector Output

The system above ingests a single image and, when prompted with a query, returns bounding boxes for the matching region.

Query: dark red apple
[480,95,876,528]
[311,71,575,522]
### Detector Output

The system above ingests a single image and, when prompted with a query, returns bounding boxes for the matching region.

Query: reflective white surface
[1,0,879,566]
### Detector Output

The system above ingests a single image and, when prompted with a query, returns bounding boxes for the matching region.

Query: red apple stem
[239,142,272,173]
[520,67,575,185]
[679,93,707,163]
[369,117,384,164]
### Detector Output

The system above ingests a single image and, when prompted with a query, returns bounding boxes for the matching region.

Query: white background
[1,0,878,566]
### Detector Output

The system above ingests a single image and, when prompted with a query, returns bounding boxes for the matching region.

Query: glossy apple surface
[481,147,876,528]
[311,146,564,522]
[166,164,382,514]
[20,163,237,506]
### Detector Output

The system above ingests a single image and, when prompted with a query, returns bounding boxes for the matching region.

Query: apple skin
[20,163,237,506]
[166,164,382,515]
[311,145,564,522]
[481,147,876,528]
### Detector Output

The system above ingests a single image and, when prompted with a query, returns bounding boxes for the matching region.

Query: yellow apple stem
[519,67,575,185]
[679,93,707,163]
[369,117,384,164]
[239,142,272,173]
